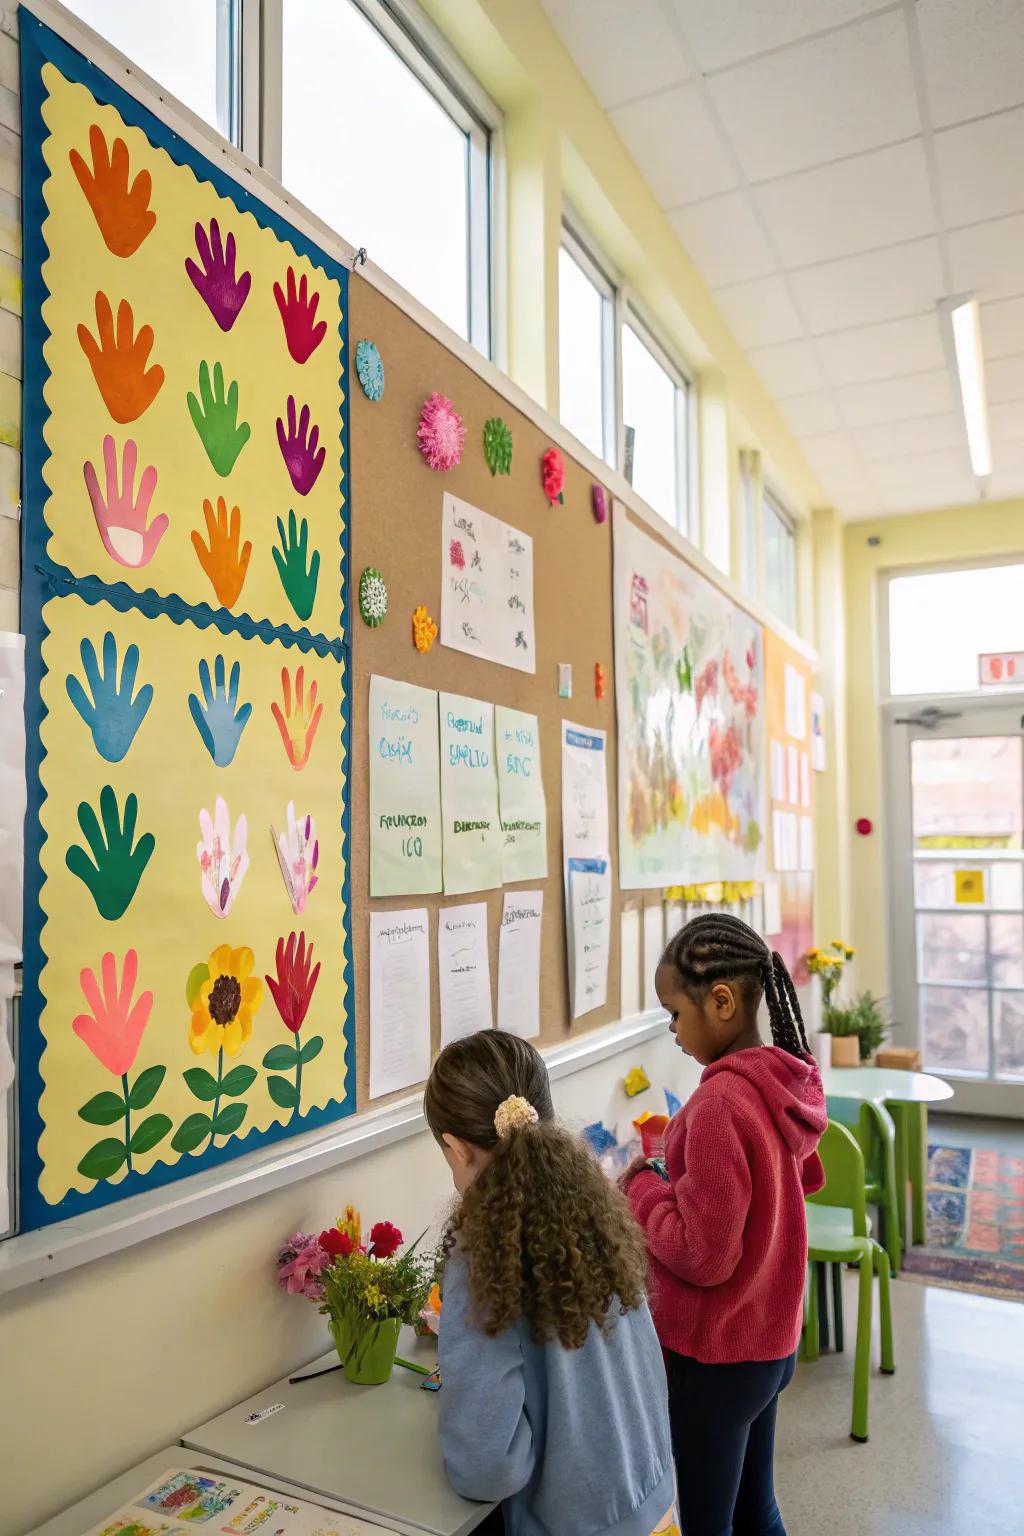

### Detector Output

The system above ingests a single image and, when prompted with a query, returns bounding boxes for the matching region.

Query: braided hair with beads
[661,912,811,1059]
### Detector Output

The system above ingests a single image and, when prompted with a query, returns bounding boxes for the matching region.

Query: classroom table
[822,1066,954,1246]
[183,1328,494,1536]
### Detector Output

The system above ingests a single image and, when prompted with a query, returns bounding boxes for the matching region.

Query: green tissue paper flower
[483,416,513,476]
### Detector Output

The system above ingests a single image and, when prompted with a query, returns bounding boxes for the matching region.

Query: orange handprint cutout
[271,666,323,771]
[70,125,156,258]
[78,293,165,424]
[191,497,252,609]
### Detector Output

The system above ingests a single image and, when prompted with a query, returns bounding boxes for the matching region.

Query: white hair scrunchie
[493,1095,539,1139]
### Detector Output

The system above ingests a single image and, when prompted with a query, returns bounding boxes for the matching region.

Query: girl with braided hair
[624,913,827,1536]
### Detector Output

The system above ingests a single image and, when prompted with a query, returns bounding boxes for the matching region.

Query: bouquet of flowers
[805,939,855,1012]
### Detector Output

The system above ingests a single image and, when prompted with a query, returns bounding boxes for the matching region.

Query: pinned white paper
[368,675,442,896]
[369,910,431,1098]
[495,705,548,882]
[561,721,609,862]
[498,891,543,1039]
[438,902,492,1047]
[620,906,641,1018]
[440,493,535,673]
[763,876,783,938]
[568,860,611,1019]
[439,692,502,894]
[643,903,665,1012]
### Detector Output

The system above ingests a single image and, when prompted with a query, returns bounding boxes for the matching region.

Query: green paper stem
[121,1072,133,1174]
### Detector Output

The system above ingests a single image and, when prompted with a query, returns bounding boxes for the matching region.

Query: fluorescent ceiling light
[948,298,992,479]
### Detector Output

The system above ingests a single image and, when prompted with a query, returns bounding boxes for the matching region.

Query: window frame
[619,298,695,541]
[558,215,617,466]
[761,484,799,630]
[737,448,762,599]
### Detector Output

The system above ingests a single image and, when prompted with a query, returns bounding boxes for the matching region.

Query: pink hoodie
[628,1046,826,1365]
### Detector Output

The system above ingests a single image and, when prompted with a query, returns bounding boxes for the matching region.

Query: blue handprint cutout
[66,632,153,763]
[189,655,252,767]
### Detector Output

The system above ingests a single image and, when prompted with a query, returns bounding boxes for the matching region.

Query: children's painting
[18,18,354,1228]
[613,510,765,888]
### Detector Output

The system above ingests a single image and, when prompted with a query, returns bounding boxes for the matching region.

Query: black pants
[666,1350,796,1536]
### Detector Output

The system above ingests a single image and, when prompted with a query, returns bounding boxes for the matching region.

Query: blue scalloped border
[18,16,356,1231]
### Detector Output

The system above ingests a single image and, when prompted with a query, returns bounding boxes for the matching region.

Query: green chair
[826,1095,902,1277]
[804,1121,895,1443]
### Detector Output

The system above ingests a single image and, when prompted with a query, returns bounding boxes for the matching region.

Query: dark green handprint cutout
[273,510,320,623]
[187,360,251,476]
[66,785,155,920]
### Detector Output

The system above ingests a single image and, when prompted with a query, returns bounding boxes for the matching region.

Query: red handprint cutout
[84,436,166,568]
[273,267,327,364]
[276,397,326,496]
[69,125,156,258]
[271,666,323,771]
[78,293,165,423]
[186,218,252,332]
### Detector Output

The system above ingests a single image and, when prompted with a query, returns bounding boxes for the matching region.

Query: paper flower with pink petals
[197,796,249,918]
[417,392,465,471]
[542,447,565,505]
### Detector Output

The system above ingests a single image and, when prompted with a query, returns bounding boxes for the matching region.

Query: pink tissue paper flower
[418,392,465,471]
[542,447,565,506]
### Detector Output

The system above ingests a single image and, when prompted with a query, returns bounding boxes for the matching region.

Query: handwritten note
[561,721,609,861]
[497,890,543,1038]
[368,675,442,897]
[440,493,535,673]
[439,691,503,894]
[438,902,492,1047]
[568,859,611,1019]
[369,910,431,1097]
[495,705,548,882]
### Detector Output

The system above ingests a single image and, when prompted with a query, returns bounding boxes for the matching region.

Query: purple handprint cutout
[273,267,327,364]
[186,219,251,332]
[276,397,326,496]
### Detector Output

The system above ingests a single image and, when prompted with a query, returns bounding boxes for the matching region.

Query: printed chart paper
[368,675,442,897]
[568,859,611,1019]
[369,910,431,1098]
[439,692,502,894]
[440,493,535,673]
[561,722,609,862]
[497,890,543,1039]
[438,902,492,1047]
[495,705,548,882]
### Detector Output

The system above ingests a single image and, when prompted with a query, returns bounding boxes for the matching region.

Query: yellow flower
[845,946,856,959]
[363,1281,386,1315]
[338,1205,362,1245]
[807,948,821,961]
[189,945,262,1057]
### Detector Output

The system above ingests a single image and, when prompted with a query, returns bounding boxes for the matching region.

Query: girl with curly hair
[424,1030,676,1536]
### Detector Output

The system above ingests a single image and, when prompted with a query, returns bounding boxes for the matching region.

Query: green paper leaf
[129,1064,166,1109]
[262,1043,299,1071]
[172,1112,213,1154]
[220,1065,257,1097]
[183,1067,220,1102]
[267,1075,299,1109]
[77,1138,128,1181]
[130,1113,172,1154]
[77,1091,127,1126]
[299,1035,324,1065]
[186,962,210,1007]
[213,1101,248,1136]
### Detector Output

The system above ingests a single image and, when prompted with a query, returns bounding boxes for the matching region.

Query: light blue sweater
[438,1254,675,1536]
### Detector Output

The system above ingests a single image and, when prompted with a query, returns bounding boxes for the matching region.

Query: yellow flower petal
[237,1006,253,1045]
[233,946,255,981]
[241,977,263,1008]
[223,1018,243,1056]
[209,944,234,976]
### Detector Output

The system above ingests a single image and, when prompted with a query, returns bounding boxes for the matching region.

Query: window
[763,490,797,629]
[558,226,614,463]
[888,563,1024,696]
[621,313,690,535]
[738,451,760,597]
[61,0,239,141]
[279,0,494,351]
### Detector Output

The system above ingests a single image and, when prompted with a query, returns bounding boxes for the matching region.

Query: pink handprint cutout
[273,267,327,364]
[276,397,326,496]
[186,218,251,332]
[84,436,166,568]
[73,949,154,1077]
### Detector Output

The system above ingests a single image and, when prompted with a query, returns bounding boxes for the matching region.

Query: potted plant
[825,991,891,1065]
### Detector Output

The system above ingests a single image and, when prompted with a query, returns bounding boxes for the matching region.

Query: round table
[822,1066,954,1246]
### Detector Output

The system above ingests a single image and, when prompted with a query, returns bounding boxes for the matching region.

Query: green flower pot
[330,1314,401,1385]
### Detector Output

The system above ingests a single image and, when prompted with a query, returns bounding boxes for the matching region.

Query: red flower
[368,1220,403,1258]
[320,1227,355,1258]
[266,930,321,1034]
[449,538,465,570]
[542,447,565,505]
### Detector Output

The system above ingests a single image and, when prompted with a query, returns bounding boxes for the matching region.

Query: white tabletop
[823,1066,954,1105]
[183,1329,493,1536]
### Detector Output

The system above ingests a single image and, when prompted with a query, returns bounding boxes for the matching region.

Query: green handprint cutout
[273,510,321,623]
[187,360,251,476]
[66,784,156,920]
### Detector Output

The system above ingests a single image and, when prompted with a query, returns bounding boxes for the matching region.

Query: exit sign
[979,651,1024,685]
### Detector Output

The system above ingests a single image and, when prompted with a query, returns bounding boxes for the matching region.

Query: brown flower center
[209,973,242,1026]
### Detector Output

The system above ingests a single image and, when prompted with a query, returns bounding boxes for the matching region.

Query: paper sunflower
[412,604,438,652]
[417,392,465,471]
[483,416,513,476]
[359,566,388,626]
[355,339,385,401]
[542,446,565,505]
[187,944,263,1057]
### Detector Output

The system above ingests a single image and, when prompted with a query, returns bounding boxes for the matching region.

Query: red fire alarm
[855,817,873,836]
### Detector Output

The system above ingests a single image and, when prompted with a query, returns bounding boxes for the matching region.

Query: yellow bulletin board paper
[18,18,354,1229]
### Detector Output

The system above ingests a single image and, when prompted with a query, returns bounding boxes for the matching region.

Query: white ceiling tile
[747,338,826,399]
[799,430,860,471]
[948,214,1024,301]
[540,0,690,110]
[671,0,891,73]
[934,109,1024,228]
[668,193,775,286]
[989,399,1024,443]
[778,391,842,437]
[836,368,955,428]
[713,274,804,348]
[916,0,1024,130]
[706,11,919,183]
[790,239,944,334]
[986,353,1024,405]
[854,411,965,460]
[876,477,979,514]
[868,448,971,489]
[753,140,935,267]
[816,313,947,386]
[981,297,1024,362]
[610,84,737,207]
[816,461,881,507]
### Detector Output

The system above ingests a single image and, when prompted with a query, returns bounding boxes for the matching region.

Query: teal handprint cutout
[189,655,252,767]
[66,785,155,920]
[66,631,153,763]
[273,510,320,623]
[187,360,251,476]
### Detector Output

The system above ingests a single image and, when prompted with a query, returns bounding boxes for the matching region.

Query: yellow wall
[844,499,1024,994]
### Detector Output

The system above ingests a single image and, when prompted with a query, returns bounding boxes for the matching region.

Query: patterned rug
[901,1144,1024,1301]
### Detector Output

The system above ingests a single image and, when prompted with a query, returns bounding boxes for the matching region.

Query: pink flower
[277,1236,328,1300]
[417,393,465,471]
[449,538,465,569]
[542,447,565,505]
[368,1220,403,1258]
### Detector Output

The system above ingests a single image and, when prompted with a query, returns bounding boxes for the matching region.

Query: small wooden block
[875,1047,921,1071]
